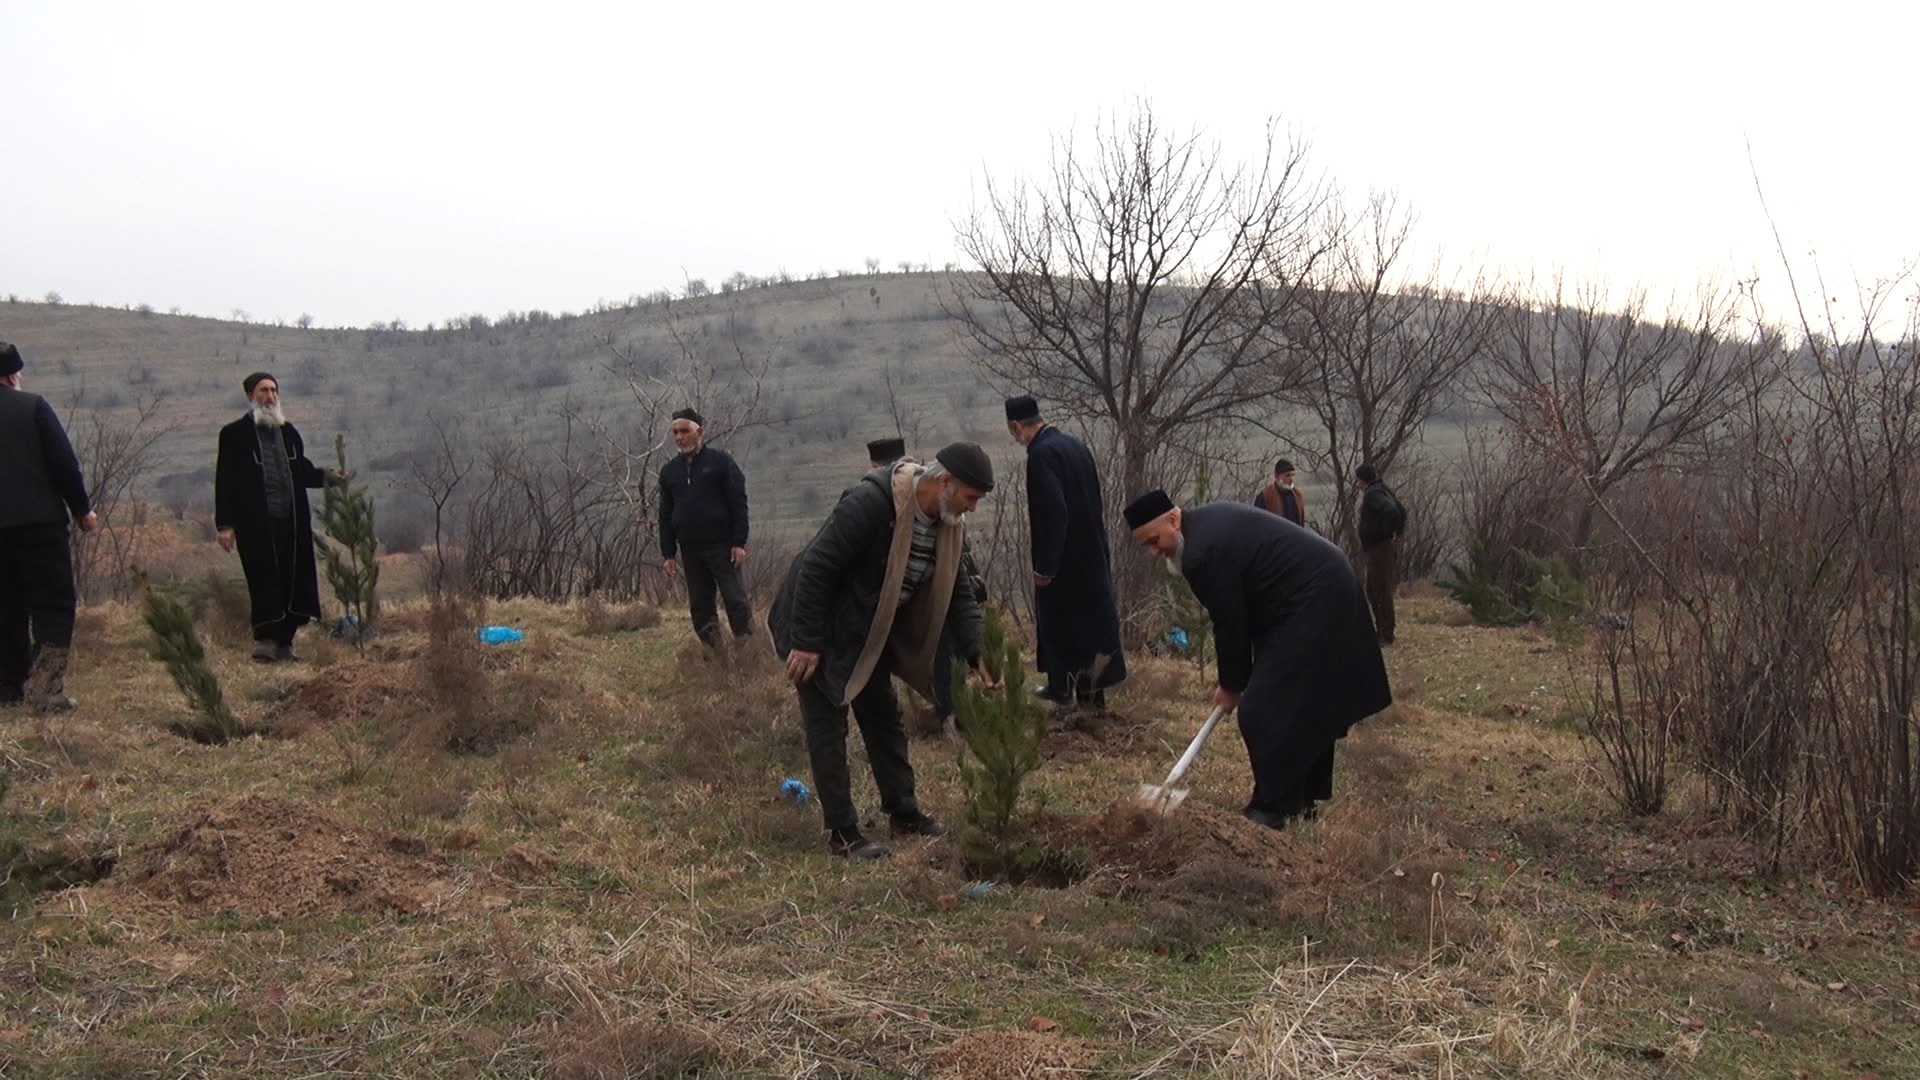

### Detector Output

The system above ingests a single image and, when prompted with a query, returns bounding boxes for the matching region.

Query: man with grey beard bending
[214,372,347,662]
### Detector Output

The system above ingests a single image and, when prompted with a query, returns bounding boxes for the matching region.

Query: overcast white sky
[3,0,1913,330]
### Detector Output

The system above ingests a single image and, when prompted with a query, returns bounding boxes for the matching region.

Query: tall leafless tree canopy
[1274,192,1502,548]
[951,104,1326,614]
[1478,281,1777,553]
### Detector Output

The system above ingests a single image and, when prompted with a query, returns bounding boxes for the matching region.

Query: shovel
[1137,704,1230,814]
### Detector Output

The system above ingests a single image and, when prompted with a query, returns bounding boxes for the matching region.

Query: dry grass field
[2,583,1915,1078]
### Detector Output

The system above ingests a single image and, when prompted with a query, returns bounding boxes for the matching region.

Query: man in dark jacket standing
[659,408,753,648]
[1125,491,1391,828]
[0,342,98,712]
[215,373,344,662]
[1355,463,1406,645]
[769,443,996,859]
[1005,396,1126,707]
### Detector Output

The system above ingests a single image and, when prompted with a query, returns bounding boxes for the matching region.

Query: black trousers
[932,626,958,719]
[799,663,920,832]
[1364,539,1398,644]
[252,520,308,645]
[0,522,77,696]
[681,544,754,646]
[1248,738,1336,822]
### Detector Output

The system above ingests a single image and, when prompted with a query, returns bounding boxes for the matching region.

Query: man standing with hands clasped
[1124,489,1391,829]
[659,408,754,649]
[0,342,98,713]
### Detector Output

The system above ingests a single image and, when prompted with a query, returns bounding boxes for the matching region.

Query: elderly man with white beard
[214,372,348,662]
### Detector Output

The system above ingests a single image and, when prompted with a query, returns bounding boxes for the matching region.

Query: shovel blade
[1136,783,1189,814]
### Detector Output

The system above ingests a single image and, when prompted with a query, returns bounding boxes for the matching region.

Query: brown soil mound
[1049,799,1296,882]
[286,659,418,727]
[928,1029,1096,1079]
[118,795,448,919]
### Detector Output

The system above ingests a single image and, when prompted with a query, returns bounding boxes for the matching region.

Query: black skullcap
[1004,395,1040,423]
[0,342,21,378]
[671,408,704,427]
[935,442,995,492]
[867,437,906,466]
[1274,458,1295,475]
[242,371,277,395]
[1123,489,1177,530]
[1355,463,1379,484]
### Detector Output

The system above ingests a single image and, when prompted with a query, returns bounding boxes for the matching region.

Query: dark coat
[215,416,327,630]
[0,389,89,530]
[1358,481,1406,551]
[770,465,985,707]
[1251,481,1307,527]
[1025,426,1126,688]
[658,446,749,558]
[1179,502,1391,769]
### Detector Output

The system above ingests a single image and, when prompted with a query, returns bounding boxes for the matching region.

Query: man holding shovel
[770,443,997,859]
[1124,490,1391,829]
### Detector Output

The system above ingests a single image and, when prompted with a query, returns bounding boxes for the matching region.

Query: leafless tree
[402,410,473,595]
[68,392,177,603]
[951,102,1327,612]
[1268,192,1502,549]
[878,358,924,448]
[1479,280,1777,557]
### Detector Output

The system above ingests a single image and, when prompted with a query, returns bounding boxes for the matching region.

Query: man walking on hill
[1005,395,1125,708]
[770,443,997,859]
[1253,458,1308,528]
[0,342,98,712]
[1125,490,1391,828]
[659,408,753,649]
[215,372,347,663]
[1355,463,1407,645]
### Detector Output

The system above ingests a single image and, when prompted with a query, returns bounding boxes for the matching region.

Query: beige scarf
[839,463,967,706]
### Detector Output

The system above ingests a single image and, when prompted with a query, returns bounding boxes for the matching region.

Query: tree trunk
[1113,433,1155,646]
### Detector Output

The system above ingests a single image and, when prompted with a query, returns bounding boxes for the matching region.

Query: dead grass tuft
[928,1028,1097,1079]
[580,594,663,635]
[550,1015,726,1080]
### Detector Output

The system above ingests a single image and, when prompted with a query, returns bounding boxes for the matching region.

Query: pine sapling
[953,607,1045,869]
[140,574,243,743]
[319,433,381,643]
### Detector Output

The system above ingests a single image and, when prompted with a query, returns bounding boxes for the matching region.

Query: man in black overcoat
[769,443,996,860]
[0,341,98,712]
[215,373,345,662]
[1124,490,1392,828]
[1005,396,1126,706]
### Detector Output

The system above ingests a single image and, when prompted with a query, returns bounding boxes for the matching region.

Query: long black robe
[1026,425,1126,690]
[214,416,327,633]
[1178,502,1391,811]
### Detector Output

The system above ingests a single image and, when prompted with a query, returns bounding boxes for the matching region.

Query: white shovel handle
[1161,704,1230,789]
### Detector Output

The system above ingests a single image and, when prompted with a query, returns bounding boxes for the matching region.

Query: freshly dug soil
[116,795,449,919]
[928,1029,1097,1079]
[1046,799,1295,882]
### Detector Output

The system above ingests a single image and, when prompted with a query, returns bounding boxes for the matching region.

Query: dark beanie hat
[1123,489,1177,530]
[242,371,277,395]
[671,407,704,427]
[935,442,994,492]
[1355,463,1379,484]
[1274,458,1295,475]
[0,342,21,378]
[1004,395,1040,423]
[867,437,906,466]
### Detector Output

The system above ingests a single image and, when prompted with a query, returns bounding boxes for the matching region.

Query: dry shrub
[581,594,662,635]
[550,1016,726,1080]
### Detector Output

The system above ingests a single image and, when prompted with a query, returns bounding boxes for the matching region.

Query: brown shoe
[25,646,74,714]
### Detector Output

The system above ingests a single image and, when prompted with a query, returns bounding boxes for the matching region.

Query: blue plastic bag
[477,626,525,646]
[779,778,812,806]
[1168,627,1191,652]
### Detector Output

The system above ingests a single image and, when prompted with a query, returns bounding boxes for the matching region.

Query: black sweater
[658,446,749,558]
[0,389,89,529]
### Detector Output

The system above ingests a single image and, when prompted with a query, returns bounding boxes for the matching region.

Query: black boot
[889,811,947,839]
[827,827,891,860]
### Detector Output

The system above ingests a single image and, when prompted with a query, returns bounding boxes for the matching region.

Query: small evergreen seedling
[319,434,381,643]
[953,607,1045,855]
[140,573,243,743]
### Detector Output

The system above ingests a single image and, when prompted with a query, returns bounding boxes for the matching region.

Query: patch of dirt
[928,1028,1096,1079]
[283,658,418,728]
[115,795,451,919]
[1047,799,1295,884]
[1040,706,1154,763]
